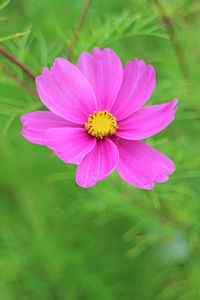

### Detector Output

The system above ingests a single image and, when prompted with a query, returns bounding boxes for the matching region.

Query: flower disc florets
[85,110,118,139]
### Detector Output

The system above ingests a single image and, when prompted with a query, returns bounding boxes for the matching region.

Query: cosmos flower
[20,47,178,189]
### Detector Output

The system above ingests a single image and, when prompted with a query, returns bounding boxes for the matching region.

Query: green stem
[67,0,93,60]
[153,0,190,81]
[0,46,35,81]
[0,62,37,97]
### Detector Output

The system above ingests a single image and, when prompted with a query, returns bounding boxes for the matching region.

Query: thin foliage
[0,0,200,299]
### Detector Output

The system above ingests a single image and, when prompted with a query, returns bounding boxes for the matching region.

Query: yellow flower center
[85,110,118,139]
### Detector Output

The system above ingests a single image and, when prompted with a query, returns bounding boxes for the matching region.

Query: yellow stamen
[85,110,118,139]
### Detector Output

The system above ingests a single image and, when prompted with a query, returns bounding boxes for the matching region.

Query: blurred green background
[0,0,200,299]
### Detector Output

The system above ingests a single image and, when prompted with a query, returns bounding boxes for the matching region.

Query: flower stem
[153,0,190,81]
[0,62,37,97]
[67,0,93,60]
[0,46,35,81]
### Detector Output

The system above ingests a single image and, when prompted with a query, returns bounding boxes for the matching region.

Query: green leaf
[2,114,16,136]
[0,94,42,116]
[0,0,11,10]
[15,24,32,61]
[0,97,27,115]
[0,31,31,42]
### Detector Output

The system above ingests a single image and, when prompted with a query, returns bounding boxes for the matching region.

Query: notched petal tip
[116,96,179,140]
[165,98,179,118]
[92,46,116,55]
[35,67,50,86]
[172,98,179,110]
[111,57,157,120]
[41,66,50,76]
[92,46,101,56]
[20,114,26,124]
[116,139,176,189]
[20,129,45,145]
[20,113,33,130]
[50,57,70,72]
[78,46,123,112]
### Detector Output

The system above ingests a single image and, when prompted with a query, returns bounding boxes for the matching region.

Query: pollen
[85,110,118,139]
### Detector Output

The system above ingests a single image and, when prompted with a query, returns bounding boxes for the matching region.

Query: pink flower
[20,47,178,189]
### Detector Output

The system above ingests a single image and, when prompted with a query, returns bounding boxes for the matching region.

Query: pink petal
[44,128,96,165]
[36,58,97,124]
[111,58,156,120]
[115,138,175,189]
[116,99,178,140]
[77,47,123,111]
[76,138,119,188]
[21,130,45,145]
[20,111,77,145]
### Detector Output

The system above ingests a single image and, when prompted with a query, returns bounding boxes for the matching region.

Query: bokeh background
[0,0,200,299]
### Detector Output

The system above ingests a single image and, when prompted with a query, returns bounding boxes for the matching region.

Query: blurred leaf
[0,0,10,10]
[0,97,28,115]
[15,24,32,61]
[34,30,48,66]
[0,0,200,299]
[0,15,7,21]
[58,10,168,58]
[0,31,31,42]
[2,114,15,136]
